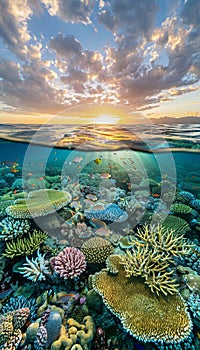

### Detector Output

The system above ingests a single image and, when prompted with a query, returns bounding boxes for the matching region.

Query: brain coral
[81,237,114,264]
[92,255,192,344]
[6,189,71,218]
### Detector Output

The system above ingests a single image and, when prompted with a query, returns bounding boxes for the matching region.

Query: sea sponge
[81,237,114,264]
[6,189,71,218]
[92,255,192,344]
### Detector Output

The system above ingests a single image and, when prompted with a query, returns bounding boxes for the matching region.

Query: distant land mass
[150,116,200,124]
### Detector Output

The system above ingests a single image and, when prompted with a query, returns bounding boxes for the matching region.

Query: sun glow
[95,114,120,124]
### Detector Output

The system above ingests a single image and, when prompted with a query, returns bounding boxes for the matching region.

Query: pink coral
[50,247,86,279]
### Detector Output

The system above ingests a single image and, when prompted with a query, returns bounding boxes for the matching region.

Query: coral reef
[92,255,192,344]
[162,215,190,235]
[50,247,86,279]
[1,295,37,321]
[120,225,192,296]
[6,189,71,218]
[81,237,114,264]
[170,203,192,215]
[0,307,30,349]
[3,230,48,258]
[179,191,195,203]
[84,203,128,222]
[190,199,200,211]
[0,216,30,240]
[18,249,50,282]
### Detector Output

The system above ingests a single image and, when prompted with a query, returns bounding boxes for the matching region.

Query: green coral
[170,203,192,215]
[6,189,71,219]
[162,215,190,235]
[3,230,48,258]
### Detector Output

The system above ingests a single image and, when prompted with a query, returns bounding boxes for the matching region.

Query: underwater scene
[0,123,200,350]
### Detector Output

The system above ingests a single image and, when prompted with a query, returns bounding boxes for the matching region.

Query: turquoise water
[0,124,200,350]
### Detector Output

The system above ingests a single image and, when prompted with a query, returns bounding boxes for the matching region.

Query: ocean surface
[0,123,200,350]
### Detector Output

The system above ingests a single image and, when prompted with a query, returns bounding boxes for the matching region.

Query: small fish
[47,288,54,303]
[10,168,19,173]
[72,156,83,163]
[152,193,160,198]
[89,218,107,229]
[38,177,44,181]
[13,189,17,194]
[88,173,95,178]
[86,193,97,201]
[94,158,102,165]
[27,172,33,176]
[100,173,111,179]
[0,288,12,300]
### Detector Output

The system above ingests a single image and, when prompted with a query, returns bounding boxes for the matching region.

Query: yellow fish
[94,158,102,165]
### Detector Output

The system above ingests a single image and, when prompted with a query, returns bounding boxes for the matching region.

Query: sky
[0,0,200,124]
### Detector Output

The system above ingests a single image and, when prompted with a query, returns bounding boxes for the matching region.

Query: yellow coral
[120,224,192,296]
[81,237,114,264]
[92,255,192,344]
[51,325,77,350]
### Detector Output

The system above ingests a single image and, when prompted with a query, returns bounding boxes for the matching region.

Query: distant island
[150,116,200,124]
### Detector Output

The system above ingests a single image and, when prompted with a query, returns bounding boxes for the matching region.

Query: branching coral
[92,255,192,344]
[50,247,86,279]
[0,216,30,240]
[18,249,50,282]
[120,224,192,296]
[3,230,48,258]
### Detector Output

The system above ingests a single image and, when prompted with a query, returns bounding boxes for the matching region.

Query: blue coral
[190,199,200,211]
[187,292,200,319]
[84,203,128,222]
[179,191,195,203]
[1,295,37,321]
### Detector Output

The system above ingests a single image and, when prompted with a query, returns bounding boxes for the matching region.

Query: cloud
[42,0,95,24]
[50,34,82,57]
[181,0,200,25]
[0,0,34,59]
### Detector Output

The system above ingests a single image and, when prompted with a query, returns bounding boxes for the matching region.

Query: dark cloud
[50,34,82,57]
[42,0,95,24]
[181,0,200,25]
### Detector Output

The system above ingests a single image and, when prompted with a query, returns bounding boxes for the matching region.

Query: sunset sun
[95,114,120,124]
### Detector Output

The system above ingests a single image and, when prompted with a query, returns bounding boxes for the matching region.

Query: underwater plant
[3,230,48,258]
[18,249,50,282]
[120,224,192,296]
[6,189,71,218]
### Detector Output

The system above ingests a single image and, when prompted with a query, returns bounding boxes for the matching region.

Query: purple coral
[50,247,86,279]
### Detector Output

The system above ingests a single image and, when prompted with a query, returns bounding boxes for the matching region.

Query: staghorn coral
[120,224,192,296]
[0,308,30,349]
[81,237,114,264]
[3,230,48,258]
[6,189,71,219]
[92,255,192,344]
[50,247,86,279]
[18,249,50,282]
[0,216,30,240]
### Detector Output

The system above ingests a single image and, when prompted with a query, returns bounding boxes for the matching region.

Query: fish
[86,193,97,201]
[152,193,160,198]
[10,167,19,173]
[0,288,12,300]
[47,288,54,303]
[100,173,111,179]
[94,158,102,165]
[72,156,83,163]
[38,177,44,181]
[89,218,107,229]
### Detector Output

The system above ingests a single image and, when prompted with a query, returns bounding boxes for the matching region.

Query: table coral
[6,189,71,218]
[92,255,192,344]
